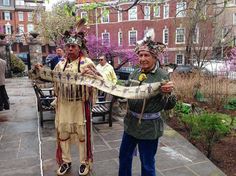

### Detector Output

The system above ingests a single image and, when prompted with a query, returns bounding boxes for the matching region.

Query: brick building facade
[76,0,205,66]
[76,0,236,67]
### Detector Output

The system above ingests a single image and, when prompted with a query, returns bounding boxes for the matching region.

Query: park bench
[32,83,55,127]
[92,93,116,127]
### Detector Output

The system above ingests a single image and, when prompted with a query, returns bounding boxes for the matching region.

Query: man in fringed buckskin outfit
[54,20,101,176]
[119,37,177,176]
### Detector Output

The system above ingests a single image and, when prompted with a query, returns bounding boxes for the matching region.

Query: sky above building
[45,0,75,11]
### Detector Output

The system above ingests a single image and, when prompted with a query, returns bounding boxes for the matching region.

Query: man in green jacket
[119,37,176,176]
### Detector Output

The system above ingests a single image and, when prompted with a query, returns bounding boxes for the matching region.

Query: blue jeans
[119,132,159,176]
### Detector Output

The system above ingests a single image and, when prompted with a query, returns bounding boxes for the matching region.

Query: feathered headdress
[63,18,88,54]
[135,29,166,58]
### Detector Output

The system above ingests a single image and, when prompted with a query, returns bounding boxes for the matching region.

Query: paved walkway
[0,77,226,176]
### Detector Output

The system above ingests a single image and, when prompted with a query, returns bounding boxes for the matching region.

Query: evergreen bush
[10,54,25,74]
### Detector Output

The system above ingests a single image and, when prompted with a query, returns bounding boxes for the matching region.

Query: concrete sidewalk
[0,77,226,176]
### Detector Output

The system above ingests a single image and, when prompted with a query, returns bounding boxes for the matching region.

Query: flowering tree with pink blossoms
[226,47,236,71]
[86,35,138,69]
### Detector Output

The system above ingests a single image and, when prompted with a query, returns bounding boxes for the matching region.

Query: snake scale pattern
[29,67,162,99]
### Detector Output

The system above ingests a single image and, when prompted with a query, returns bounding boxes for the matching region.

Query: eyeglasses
[65,44,77,48]
[99,59,104,61]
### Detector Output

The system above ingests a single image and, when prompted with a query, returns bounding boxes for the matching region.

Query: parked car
[116,67,135,80]
[173,65,194,73]
[16,52,29,65]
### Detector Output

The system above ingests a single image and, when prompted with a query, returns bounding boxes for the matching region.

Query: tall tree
[35,0,77,46]
[175,0,230,66]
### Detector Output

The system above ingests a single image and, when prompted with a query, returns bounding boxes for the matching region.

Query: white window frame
[176,54,184,65]
[118,10,122,22]
[18,24,24,34]
[163,4,169,19]
[128,6,137,21]
[163,28,169,44]
[233,13,236,25]
[18,12,24,21]
[102,32,110,46]
[81,11,88,19]
[176,28,185,44]
[4,11,11,21]
[15,0,24,6]
[5,23,11,34]
[3,0,10,6]
[28,12,33,22]
[101,8,109,23]
[118,31,122,46]
[144,6,150,20]
[129,30,137,46]
[193,27,199,44]
[27,24,34,33]
[153,5,160,17]
[176,2,186,17]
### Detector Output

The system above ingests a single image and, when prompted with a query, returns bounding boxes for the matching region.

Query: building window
[164,56,168,64]
[18,12,24,21]
[18,24,24,34]
[3,0,10,6]
[118,10,122,22]
[163,4,169,19]
[176,28,185,43]
[102,32,110,46]
[16,0,24,5]
[81,11,87,19]
[129,30,137,46]
[27,24,34,32]
[28,12,33,22]
[118,31,122,46]
[101,8,109,23]
[128,6,137,20]
[153,5,160,17]
[176,54,184,65]
[176,2,186,17]
[163,28,169,44]
[233,13,236,25]
[4,23,12,34]
[37,13,41,22]
[193,27,199,43]
[144,6,150,20]
[3,12,11,21]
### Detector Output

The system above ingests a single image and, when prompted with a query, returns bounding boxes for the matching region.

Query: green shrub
[10,54,25,74]
[224,98,236,110]
[181,112,231,158]
[174,102,191,114]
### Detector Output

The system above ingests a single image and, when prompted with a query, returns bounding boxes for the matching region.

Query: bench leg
[39,110,43,127]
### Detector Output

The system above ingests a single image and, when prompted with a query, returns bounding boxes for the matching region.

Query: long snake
[29,67,162,99]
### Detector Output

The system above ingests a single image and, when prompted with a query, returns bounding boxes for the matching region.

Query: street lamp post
[221,38,225,59]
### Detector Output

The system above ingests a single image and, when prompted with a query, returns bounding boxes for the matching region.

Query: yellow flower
[138,73,147,82]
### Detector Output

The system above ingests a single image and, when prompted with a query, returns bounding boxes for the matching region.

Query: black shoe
[4,100,10,110]
[57,162,71,175]
[78,163,89,176]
